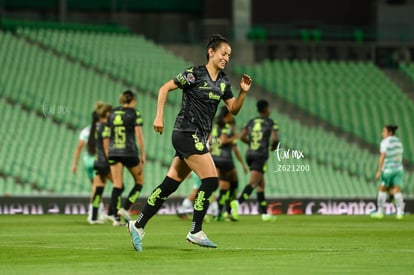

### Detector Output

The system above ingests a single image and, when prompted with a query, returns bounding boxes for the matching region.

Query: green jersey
[380,136,403,173]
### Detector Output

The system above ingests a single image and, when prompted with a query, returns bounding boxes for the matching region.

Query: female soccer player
[104,90,146,226]
[371,125,405,219]
[210,106,248,221]
[71,120,95,183]
[231,99,279,222]
[86,102,113,224]
[128,34,252,251]
[71,108,104,222]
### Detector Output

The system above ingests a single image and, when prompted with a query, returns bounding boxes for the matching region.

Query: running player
[231,99,278,222]
[128,34,252,251]
[103,90,146,226]
[371,125,405,220]
[71,108,104,221]
[86,102,113,224]
[210,106,248,221]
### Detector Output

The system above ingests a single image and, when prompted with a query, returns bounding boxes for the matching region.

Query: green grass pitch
[0,214,413,275]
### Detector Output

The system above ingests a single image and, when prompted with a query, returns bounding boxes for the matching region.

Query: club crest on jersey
[220,82,226,93]
[186,72,195,84]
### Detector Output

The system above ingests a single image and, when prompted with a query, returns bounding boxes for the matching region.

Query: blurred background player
[128,34,252,251]
[104,90,146,226]
[231,99,278,222]
[210,106,248,221]
[371,125,405,220]
[175,171,219,220]
[86,102,113,224]
[71,106,104,223]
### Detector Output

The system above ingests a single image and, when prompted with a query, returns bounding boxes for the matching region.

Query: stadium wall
[1,197,412,216]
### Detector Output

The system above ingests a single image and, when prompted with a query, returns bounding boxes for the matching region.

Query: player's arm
[232,144,248,173]
[270,130,279,151]
[135,126,146,164]
[219,132,236,145]
[375,153,386,180]
[103,138,109,159]
[224,74,252,115]
[71,140,85,174]
[240,127,249,145]
[154,80,179,134]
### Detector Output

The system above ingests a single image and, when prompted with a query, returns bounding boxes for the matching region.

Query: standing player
[103,90,146,225]
[71,107,104,222]
[231,99,278,222]
[87,102,113,224]
[371,125,405,220]
[128,34,252,251]
[210,106,248,221]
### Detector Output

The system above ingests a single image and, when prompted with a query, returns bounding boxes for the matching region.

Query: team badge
[220,82,226,93]
[186,73,195,84]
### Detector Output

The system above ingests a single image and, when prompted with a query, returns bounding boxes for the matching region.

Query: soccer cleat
[102,214,116,223]
[261,214,277,222]
[370,212,384,219]
[230,200,239,221]
[112,220,127,226]
[128,221,145,252]
[396,213,404,220]
[186,231,217,248]
[118,208,132,222]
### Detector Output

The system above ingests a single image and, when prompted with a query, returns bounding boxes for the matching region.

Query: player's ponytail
[385,124,399,135]
[87,102,105,156]
[206,34,230,61]
[87,111,99,156]
[119,90,136,104]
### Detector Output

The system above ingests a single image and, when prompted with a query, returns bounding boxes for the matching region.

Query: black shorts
[94,162,110,176]
[214,160,235,177]
[108,156,140,168]
[172,130,209,159]
[246,154,268,174]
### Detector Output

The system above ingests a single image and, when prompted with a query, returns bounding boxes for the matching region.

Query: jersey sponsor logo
[208,92,221,101]
[199,81,211,90]
[114,114,124,126]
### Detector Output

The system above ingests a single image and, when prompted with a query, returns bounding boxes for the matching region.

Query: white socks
[394,192,404,215]
[377,191,387,214]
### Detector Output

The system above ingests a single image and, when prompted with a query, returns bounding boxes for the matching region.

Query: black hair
[119,90,136,104]
[216,106,230,128]
[87,111,99,156]
[257,99,269,113]
[87,102,112,156]
[385,125,399,135]
[206,34,230,61]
